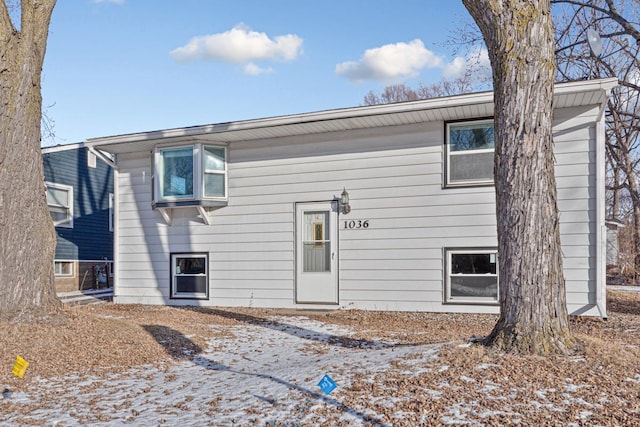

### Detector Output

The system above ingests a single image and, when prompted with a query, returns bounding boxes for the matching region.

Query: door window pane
[303,211,330,272]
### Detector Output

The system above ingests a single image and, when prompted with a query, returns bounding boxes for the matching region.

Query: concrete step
[58,287,114,306]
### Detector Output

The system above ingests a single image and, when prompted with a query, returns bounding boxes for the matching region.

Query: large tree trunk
[463,0,576,354]
[0,1,60,321]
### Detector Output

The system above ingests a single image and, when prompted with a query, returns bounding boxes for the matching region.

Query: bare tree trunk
[0,0,60,321]
[463,0,575,354]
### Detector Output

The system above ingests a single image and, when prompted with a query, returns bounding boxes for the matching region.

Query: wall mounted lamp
[340,188,351,214]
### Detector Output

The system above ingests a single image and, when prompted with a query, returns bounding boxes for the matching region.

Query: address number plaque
[343,219,370,230]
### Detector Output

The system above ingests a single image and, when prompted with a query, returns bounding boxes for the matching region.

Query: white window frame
[54,261,74,277]
[201,146,228,199]
[445,248,499,304]
[445,119,495,187]
[170,253,209,300]
[46,182,74,228]
[153,144,228,205]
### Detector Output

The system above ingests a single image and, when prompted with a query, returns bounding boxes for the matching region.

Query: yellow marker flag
[12,355,29,379]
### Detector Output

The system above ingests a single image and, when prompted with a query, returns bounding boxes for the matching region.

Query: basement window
[170,253,209,300]
[54,261,74,277]
[445,248,498,304]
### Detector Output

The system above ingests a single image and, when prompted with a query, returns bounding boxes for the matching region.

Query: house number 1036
[343,219,369,229]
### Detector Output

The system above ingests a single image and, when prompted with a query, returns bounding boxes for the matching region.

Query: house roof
[86,78,618,155]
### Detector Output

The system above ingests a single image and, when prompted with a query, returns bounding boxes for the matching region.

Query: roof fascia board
[85,78,618,150]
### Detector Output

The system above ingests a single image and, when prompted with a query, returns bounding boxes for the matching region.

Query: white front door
[296,201,338,304]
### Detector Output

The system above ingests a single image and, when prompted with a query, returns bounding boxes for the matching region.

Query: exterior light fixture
[340,188,351,214]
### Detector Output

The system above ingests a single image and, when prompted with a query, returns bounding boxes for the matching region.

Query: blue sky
[42,1,484,145]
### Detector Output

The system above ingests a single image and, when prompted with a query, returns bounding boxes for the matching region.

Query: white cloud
[170,23,303,66]
[335,39,443,84]
[443,46,491,82]
[243,62,274,76]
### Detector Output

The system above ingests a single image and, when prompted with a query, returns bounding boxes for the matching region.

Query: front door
[295,202,338,304]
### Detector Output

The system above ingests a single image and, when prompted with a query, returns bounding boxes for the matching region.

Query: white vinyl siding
[111,104,602,316]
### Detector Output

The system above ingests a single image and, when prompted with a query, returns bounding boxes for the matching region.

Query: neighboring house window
[171,253,209,299]
[88,151,97,168]
[153,144,227,205]
[46,182,73,228]
[445,119,494,186]
[445,248,498,304]
[54,261,74,277]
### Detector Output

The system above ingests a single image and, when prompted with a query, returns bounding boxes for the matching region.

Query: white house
[86,78,617,317]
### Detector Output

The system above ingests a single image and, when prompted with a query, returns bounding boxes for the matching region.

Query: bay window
[153,144,227,207]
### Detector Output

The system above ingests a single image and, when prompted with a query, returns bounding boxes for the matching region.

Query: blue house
[42,143,114,292]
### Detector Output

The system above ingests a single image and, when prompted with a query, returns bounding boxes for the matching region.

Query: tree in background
[367,1,640,281]
[462,0,575,354]
[0,0,60,321]
[553,0,640,278]
[363,75,478,105]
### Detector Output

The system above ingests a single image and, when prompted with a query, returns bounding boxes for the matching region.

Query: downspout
[112,164,120,302]
[595,103,608,319]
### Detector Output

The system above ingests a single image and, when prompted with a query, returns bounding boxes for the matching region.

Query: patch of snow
[1,315,442,426]
[625,373,640,383]
[476,363,498,370]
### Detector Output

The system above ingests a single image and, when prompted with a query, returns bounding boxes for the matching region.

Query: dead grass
[1,290,640,424]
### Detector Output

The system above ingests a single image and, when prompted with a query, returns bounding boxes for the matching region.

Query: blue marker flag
[318,374,337,395]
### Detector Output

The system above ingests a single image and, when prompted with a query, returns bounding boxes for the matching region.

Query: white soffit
[86,78,618,155]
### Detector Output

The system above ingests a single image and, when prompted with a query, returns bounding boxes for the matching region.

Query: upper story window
[87,151,97,168]
[46,182,73,228]
[445,119,494,187]
[153,144,227,206]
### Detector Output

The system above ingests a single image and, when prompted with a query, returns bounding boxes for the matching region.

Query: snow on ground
[1,315,442,426]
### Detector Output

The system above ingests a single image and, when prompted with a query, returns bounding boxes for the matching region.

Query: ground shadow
[607,292,640,316]
[191,355,389,426]
[142,323,390,426]
[142,325,203,360]
[179,306,427,350]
